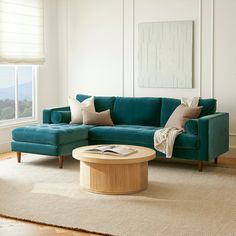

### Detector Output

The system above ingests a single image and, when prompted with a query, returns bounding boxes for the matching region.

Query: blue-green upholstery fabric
[11,140,88,156]
[199,99,217,117]
[160,98,216,126]
[89,125,199,149]
[76,94,115,112]
[51,111,71,124]
[13,95,228,163]
[199,112,229,161]
[158,149,199,160]
[173,149,199,160]
[112,97,162,126]
[160,98,181,127]
[43,106,70,124]
[184,119,199,135]
[12,124,92,145]
[89,125,157,148]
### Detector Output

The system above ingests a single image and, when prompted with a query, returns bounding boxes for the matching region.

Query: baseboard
[0,142,11,153]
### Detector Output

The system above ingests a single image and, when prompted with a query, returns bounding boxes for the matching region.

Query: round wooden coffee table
[72,145,156,195]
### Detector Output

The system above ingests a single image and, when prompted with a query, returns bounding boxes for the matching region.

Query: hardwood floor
[216,156,236,168]
[0,152,16,160]
[0,152,235,236]
[0,216,100,236]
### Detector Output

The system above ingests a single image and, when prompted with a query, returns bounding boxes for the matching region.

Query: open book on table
[84,145,137,156]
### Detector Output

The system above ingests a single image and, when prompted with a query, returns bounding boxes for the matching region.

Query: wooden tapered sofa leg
[59,156,64,168]
[214,157,218,164]
[198,161,203,172]
[17,152,21,163]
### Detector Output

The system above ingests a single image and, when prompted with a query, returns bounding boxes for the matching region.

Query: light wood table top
[72,145,156,164]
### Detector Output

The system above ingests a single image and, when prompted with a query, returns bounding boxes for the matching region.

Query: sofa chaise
[11,94,229,171]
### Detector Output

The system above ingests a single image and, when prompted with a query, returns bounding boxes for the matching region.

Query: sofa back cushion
[198,99,217,116]
[112,97,162,126]
[76,94,115,112]
[160,98,216,127]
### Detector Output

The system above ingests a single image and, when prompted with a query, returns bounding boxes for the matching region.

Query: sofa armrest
[43,106,70,124]
[199,112,229,161]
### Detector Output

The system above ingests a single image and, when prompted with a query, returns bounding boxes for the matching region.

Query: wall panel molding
[198,0,202,97]
[132,0,135,96]
[132,0,203,97]
[63,0,236,148]
[122,0,125,96]
[66,0,70,101]
[210,0,215,98]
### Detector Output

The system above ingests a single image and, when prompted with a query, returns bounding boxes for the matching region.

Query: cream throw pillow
[165,105,202,130]
[82,109,114,126]
[68,96,95,124]
[181,97,200,107]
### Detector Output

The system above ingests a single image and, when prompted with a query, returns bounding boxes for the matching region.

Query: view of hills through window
[0,66,33,121]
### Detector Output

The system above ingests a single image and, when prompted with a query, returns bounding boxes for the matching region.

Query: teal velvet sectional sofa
[11,94,229,171]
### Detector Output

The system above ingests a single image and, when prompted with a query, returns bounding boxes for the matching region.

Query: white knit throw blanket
[154,97,199,158]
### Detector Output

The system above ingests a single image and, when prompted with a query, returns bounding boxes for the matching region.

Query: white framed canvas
[138,21,193,88]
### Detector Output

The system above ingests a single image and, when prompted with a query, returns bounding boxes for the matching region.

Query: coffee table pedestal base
[80,161,148,195]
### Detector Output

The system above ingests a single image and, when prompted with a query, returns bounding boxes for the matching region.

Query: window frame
[0,65,38,127]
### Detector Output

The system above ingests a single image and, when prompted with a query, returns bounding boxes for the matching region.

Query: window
[0,0,43,125]
[0,65,36,123]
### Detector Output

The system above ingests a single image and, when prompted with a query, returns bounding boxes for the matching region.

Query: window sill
[0,118,39,129]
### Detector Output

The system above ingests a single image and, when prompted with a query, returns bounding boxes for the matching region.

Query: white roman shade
[0,0,45,64]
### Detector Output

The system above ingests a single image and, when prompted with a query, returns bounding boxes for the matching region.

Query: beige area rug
[0,155,236,236]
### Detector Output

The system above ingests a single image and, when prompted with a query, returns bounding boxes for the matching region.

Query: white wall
[214,0,236,150]
[67,0,123,97]
[0,0,59,153]
[134,0,200,97]
[58,0,236,153]
[38,0,59,113]
[1,0,235,154]
[58,0,69,105]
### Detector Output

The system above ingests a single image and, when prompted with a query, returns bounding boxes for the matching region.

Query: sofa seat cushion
[12,124,93,146]
[89,125,199,149]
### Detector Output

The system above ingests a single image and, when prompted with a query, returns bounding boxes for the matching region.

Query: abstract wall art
[138,21,193,88]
